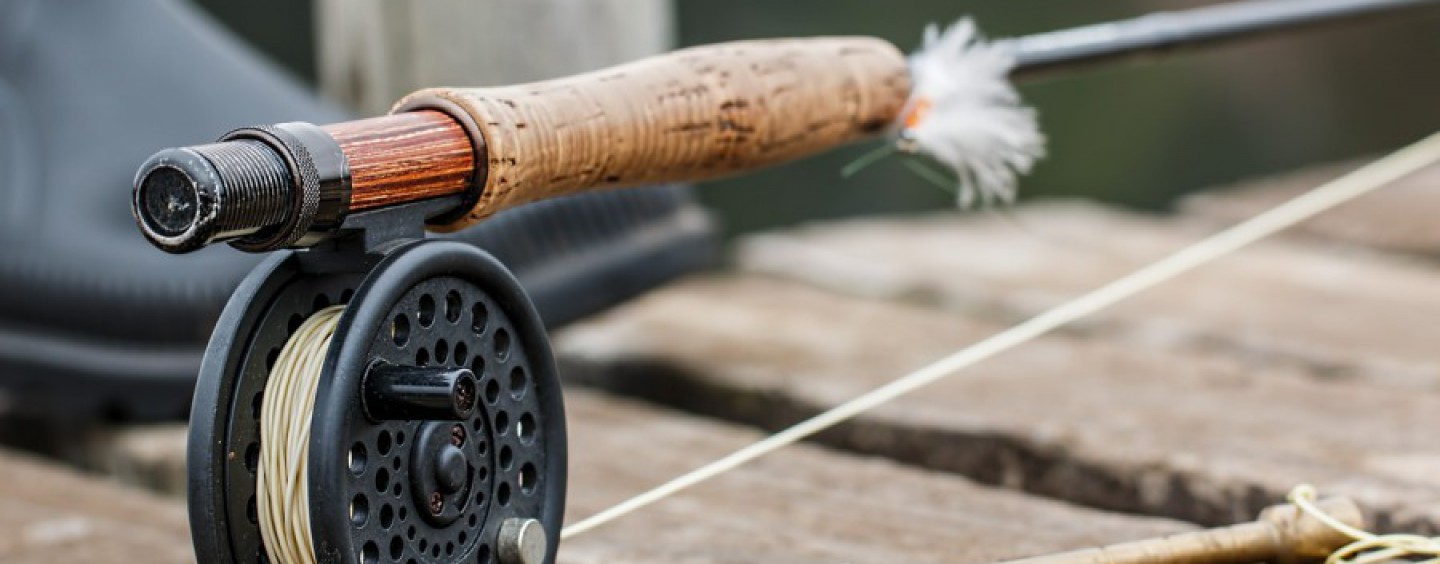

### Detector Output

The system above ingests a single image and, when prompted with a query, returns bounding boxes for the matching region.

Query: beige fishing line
[257,305,344,564]
[563,131,1440,539]
[1289,485,1440,564]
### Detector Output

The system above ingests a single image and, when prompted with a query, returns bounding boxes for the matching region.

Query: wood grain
[738,201,1440,390]
[4,390,1192,563]
[323,110,476,211]
[0,448,190,563]
[1182,161,1440,257]
[559,390,1193,563]
[559,249,1440,534]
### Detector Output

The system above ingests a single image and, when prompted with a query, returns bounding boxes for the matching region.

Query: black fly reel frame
[187,200,565,564]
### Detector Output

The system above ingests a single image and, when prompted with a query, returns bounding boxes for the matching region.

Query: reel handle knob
[498,518,549,564]
[363,365,479,421]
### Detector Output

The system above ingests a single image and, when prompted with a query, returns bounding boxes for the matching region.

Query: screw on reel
[188,200,566,564]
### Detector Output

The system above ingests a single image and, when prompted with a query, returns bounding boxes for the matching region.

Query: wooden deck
[3,160,1438,562]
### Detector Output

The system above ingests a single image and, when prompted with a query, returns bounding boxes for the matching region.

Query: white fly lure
[895,19,1045,208]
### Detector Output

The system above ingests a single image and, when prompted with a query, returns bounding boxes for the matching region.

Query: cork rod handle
[395,37,912,231]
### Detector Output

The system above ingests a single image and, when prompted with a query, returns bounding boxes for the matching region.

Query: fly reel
[187,225,566,564]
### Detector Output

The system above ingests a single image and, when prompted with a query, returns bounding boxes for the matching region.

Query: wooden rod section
[322,111,475,212]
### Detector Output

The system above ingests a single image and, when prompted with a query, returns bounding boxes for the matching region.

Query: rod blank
[1010,0,1440,80]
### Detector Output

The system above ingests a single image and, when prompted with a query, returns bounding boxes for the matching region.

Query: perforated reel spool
[188,239,567,564]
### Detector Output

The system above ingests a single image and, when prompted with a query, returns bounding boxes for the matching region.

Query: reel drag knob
[188,240,566,564]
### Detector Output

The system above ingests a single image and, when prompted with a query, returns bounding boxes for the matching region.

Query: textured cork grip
[395,36,912,230]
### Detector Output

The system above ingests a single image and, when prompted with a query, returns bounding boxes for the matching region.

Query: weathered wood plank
[559,390,1192,563]
[736,201,1440,389]
[83,424,189,496]
[0,448,190,563]
[54,389,1191,562]
[556,275,1440,534]
[1183,162,1440,257]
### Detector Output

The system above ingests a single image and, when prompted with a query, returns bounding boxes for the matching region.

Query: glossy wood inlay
[323,111,475,211]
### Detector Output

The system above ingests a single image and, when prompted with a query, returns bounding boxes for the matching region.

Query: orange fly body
[903,97,933,130]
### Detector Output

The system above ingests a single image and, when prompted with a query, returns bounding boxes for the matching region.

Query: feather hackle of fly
[896,19,1045,207]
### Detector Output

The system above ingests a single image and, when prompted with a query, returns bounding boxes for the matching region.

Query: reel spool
[188,234,566,564]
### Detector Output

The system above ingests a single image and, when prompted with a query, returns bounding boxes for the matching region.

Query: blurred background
[196,0,1440,237]
[1,4,1439,561]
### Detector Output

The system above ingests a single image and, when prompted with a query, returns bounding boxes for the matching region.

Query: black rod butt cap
[132,147,221,254]
[132,138,296,254]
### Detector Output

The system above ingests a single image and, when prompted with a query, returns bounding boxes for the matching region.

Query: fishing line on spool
[257,305,345,564]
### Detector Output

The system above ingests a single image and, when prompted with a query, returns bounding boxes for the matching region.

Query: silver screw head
[498,518,548,564]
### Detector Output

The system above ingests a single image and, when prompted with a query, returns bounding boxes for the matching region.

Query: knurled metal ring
[221,122,350,252]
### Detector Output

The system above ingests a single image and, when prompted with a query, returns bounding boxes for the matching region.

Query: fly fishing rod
[132,0,1440,254]
[143,2,1440,563]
